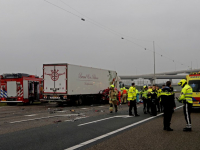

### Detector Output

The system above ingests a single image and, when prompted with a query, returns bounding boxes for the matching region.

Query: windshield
[188,80,200,92]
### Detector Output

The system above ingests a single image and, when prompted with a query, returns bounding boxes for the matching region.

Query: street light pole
[153,41,156,84]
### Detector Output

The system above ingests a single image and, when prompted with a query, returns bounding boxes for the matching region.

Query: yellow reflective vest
[127,86,136,101]
[157,89,162,98]
[179,84,193,103]
[147,89,152,98]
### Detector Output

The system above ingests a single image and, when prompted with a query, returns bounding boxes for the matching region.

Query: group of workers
[108,79,193,132]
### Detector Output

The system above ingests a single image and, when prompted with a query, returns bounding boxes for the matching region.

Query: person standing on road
[136,88,140,104]
[148,85,158,116]
[109,85,118,113]
[156,86,161,112]
[140,86,148,114]
[178,79,193,131]
[127,83,139,116]
[121,87,127,104]
[147,86,152,113]
[161,81,176,131]
[160,84,166,112]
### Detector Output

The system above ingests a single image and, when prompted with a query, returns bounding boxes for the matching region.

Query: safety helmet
[120,88,123,91]
[143,85,148,89]
[178,79,187,87]
[123,87,126,89]
[110,84,114,88]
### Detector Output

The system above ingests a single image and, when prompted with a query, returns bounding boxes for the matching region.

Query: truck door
[44,65,67,94]
[7,81,17,97]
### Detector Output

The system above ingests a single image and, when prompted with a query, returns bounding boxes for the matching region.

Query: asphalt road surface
[0,99,199,150]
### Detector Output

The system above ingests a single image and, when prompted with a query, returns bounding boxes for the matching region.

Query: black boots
[183,128,192,131]
[163,127,173,131]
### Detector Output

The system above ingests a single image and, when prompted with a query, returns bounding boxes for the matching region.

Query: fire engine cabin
[0,73,42,105]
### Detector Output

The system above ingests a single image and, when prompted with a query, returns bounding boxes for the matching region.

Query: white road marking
[98,106,104,107]
[64,116,88,122]
[9,114,82,124]
[81,108,88,109]
[65,105,183,150]
[24,114,38,117]
[78,115,132,126]
[57,111,66,113]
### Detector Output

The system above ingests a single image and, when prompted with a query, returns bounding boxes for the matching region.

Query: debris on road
[53,120,62,123]
[70,109,75,112]
[48,108,55,114]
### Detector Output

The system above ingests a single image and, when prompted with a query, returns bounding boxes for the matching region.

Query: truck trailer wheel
[78,98,83,105]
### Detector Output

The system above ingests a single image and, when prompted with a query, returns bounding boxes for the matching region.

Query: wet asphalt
[0,98,199,150]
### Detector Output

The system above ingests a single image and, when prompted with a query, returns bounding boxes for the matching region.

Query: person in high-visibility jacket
[121,87,127,104]
[140,85,148,114]
[178,79,193,131]
[147,86,152,113]
[127,83,139,116]
[136,89,140,103]
[148,85,158,116]
[109,85,118,113]
[156,86,161,112]
[116,88,121,104]
[120,88,123,94]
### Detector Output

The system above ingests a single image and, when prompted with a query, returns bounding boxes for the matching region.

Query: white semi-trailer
[42,63,121,105]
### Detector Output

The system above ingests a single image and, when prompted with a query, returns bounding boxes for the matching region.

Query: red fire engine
[0,73,43,105]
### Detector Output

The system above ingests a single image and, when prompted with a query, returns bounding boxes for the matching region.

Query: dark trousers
[129,100,137,115]
[143,98,147,113]
[147,98,151,112]
[156,99,160,111]
[163,107,173,128]
[151,99,157,116]
[183,102,192,128]
[160,101,164,112]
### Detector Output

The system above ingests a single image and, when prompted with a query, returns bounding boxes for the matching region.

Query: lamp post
[153,41,156,84]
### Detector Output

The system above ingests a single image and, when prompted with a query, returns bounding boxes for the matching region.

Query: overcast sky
[1,0,200,77]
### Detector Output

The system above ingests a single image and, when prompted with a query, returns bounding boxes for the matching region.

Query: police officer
[161,81,176,131]
[178,79,193,131]
[140,85,148,114]
[148,85,158,116]
[109,85,118,113]
[127,83,139,116]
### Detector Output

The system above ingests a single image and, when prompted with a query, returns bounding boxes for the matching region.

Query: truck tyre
[57,102,63,107]
[78,98,83,105]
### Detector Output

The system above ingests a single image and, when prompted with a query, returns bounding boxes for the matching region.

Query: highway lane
[0,101,183,150]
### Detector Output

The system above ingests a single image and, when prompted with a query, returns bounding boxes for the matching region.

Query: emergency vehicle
[0,73,43,105]
[186,72,200,107]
